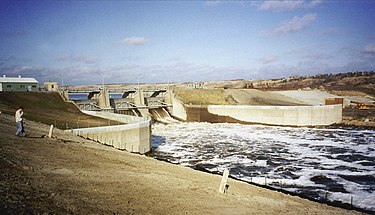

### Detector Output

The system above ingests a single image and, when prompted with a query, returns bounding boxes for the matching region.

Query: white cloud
[257,0,322,12]
[205,0,222,7]
[307,0,322,8]
[286,48,332,61]
[56,55,98,64]
[364,43,375,54]
[322,27,337,35]
[259,0,304,11]
[258,55,279,64]
[285,47,311,55]
[266,13,316,36]
[120,37,148,46]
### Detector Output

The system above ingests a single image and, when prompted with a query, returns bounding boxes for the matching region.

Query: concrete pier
[70,111,152,154]
[86,89,111,109]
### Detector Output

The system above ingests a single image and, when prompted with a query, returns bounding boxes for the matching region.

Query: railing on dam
[63,87,169,93]
[69,111,152,154]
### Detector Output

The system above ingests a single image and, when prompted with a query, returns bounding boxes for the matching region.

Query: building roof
[0,77,38,84]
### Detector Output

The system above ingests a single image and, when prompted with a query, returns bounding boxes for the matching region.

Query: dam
[63,88,170,114]
[1,89,364,212]
[62,88,343,127]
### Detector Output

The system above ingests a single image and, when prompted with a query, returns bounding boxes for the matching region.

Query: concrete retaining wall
[70,111,152,154]
[169,94,342,126]
[206,105,342,126]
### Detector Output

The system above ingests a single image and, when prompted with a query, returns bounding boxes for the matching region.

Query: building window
[32,85,36,88]
[7,85,11,88]
[20,85,25,88]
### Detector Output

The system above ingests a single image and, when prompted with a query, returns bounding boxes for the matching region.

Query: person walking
[15,106,27,137]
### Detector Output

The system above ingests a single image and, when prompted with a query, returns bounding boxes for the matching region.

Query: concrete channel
[70,111,152,154]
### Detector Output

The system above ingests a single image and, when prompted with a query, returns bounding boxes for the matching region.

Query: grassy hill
[0,91,121,129]
[253,71,375,96]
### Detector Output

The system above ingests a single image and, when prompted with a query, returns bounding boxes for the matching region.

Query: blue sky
[0,0,374,85]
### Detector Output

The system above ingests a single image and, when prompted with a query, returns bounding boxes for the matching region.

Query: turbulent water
[151,122,375,211]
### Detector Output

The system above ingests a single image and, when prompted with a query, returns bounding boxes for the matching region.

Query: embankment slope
[0,114,364,214]
[0,92,121,129]
[174,89,308,106]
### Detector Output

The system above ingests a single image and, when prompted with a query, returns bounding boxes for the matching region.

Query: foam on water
[152,122,375,211]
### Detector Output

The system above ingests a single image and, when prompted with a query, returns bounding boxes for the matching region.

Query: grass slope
[175,89,232,105]
[0,91,120,129]
[175,89,309,106]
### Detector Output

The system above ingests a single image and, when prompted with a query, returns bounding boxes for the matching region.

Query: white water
[152,122,375,211]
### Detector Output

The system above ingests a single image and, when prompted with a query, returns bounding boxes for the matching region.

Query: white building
[0,75,39,92]
[44,82,59,91]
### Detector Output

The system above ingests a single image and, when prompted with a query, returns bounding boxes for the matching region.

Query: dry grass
[174,88,309,106]
[0,92,122,129]
[330,90,369,97]
[174,89,233,105]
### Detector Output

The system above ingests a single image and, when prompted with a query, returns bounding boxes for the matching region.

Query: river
[151,122,375,212]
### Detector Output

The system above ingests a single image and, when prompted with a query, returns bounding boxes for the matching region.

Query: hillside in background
[65,71,374,98]
[252,71,375,96]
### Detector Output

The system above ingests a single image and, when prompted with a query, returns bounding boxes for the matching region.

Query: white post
[219,169,230,194]
[48,125,54,138]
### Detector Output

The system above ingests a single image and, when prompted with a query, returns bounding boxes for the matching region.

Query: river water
[68,93,123,100]
[151,122,375,211]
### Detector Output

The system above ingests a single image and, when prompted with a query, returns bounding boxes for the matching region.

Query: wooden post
[219,169,229,194]
[48,125,54,138]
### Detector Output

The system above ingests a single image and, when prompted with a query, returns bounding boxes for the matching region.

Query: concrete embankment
[71,111,152,154]
[169,90,342,126]
[207,105,342,126]
[0,92,152,154]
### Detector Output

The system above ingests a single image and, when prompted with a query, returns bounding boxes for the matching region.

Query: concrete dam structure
[63,88,174,123]
[70,111,152,154]
[168,92,343,126]
[63,88,170,115]
[65,88,342,127]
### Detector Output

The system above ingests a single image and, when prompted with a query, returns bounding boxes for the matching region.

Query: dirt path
[0,114,364,214]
